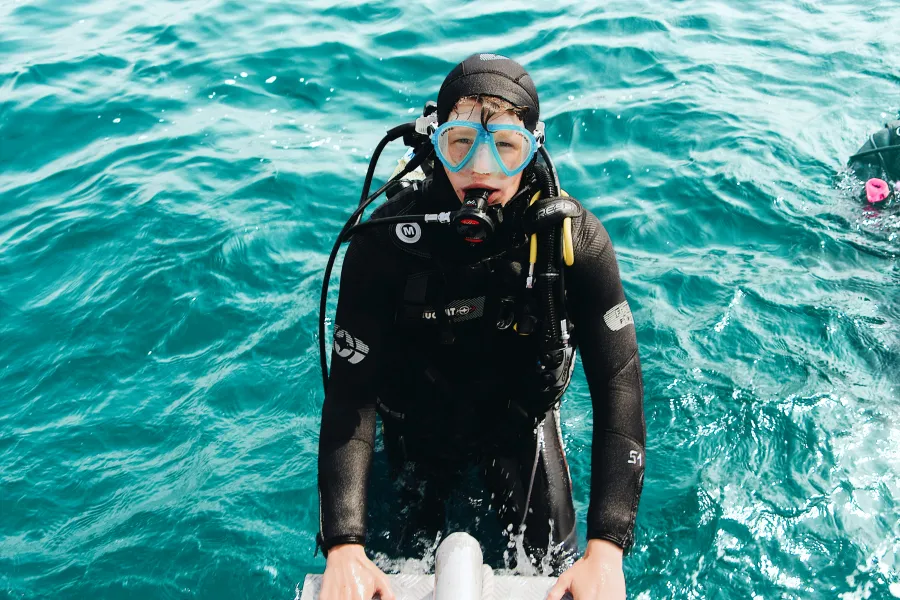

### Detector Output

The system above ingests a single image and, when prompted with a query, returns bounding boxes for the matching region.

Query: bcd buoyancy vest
[375,238,575,446]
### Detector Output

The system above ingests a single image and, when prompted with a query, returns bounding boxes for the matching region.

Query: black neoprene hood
[437,53,540,131]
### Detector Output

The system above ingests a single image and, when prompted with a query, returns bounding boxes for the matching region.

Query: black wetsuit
[317,175,645,570]
[849,120,900,184]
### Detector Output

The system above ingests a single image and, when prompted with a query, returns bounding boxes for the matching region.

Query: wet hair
[450,94,530,129]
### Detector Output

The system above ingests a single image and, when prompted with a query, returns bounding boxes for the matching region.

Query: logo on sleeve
[603,300,634,331]
[333,326,369,364]
[395,223,421,244]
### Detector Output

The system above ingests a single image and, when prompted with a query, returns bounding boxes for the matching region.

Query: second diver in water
[848,119,900,205]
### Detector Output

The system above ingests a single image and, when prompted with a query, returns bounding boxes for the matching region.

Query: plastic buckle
[416,112,438,136]
[533,121,546,147]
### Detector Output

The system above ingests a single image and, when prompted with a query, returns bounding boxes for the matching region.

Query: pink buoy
[865,178,890,203]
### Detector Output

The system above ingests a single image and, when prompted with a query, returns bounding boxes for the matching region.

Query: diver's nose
[470,143,496,175]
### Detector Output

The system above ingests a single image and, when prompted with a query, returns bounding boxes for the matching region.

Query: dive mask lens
[489,126,534,174]
[434,121,537,176]
[436,123,480,169]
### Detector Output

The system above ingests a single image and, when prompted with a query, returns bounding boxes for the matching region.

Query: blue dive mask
[432,120,544,177]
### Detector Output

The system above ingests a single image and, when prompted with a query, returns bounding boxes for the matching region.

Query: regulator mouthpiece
[453,189,498,244]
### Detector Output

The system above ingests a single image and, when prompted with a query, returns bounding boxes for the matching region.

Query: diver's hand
[320,544,395,600]
[546,539,625,600]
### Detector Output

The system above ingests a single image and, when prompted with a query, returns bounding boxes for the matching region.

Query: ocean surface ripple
[1,0,898,598]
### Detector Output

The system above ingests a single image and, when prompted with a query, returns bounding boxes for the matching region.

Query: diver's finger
[545,570,573,600]
[373,569,395,600]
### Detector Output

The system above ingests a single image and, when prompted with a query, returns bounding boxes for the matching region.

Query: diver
[317,53,645,600]
[848,119,900,205]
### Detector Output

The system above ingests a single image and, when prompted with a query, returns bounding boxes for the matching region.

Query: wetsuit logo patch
[395,222,421,244]
[333,326,369,364]
[603,300,634,331]
[421,296,485,322]
[536,202,564,219]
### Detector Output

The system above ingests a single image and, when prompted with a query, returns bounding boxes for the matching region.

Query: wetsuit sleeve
[317,229,395,553]
[564,210,645,551]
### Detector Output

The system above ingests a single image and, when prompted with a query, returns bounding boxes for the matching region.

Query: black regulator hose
[539,146,560,195]
[533,164,563,367]
[346,213,431,235]
[319,138,433,392]
[849,144,900,161]
[538,147,568,332]
[355,121,419,220]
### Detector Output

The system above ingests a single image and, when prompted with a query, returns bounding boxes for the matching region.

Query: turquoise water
[2,0,899,597]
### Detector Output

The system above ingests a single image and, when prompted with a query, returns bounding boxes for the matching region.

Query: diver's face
[443,99,525,206]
